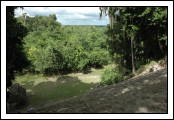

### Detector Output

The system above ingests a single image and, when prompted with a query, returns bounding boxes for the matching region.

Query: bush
[135,60,146,69]
[77,59,90,73]
[100,67,123,85]
[89,51,102,68]
[158,56,167,67]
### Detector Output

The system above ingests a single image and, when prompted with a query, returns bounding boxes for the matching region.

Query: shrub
[135,60,146,69]
[77,59,90,73]
[158,56,167,67]
[89,50,110,68]
[89,51,102,68]
[100,67,123,85]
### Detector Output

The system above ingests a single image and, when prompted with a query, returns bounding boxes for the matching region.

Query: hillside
[35,68,167,113]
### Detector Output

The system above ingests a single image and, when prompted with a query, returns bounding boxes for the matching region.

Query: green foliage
[89,51,102,68]
[62,25,110,72]
[135,60,146,70]
[100,67,123,85]
[63,25,110,70]
[7,7,29,87]
[77,59,90,73]
[17,14,110,74]
[19,15,66,74]
[100,7,167,73]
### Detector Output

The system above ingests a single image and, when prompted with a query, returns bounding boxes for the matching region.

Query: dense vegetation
[16,14,110,75]
[100,7,167,71]
[7,7,167,87]
[99,7,167,85]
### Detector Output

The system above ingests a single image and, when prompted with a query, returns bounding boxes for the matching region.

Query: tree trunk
[158,37,164,55]
[131,37,135,74]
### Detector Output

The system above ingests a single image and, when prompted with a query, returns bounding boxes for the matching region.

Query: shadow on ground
[37,68,167,113]
[7,68,167,113]
[7,75,98,113]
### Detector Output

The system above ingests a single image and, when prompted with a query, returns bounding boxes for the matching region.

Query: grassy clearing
[14,65,114,108]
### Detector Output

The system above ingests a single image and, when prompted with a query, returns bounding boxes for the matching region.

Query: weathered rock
[99,98,105,101]
[7,83,27,107]
[27,107,35,113]
[99,109,112,113]
[16,110,21,113]
[57,108,69,113]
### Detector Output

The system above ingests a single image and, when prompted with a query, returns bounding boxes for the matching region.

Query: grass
[25,76,95,107]
[14,65,114,108]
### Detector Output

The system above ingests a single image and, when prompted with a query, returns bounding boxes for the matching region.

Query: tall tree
[100,7,167,73]
[7,7,28,87]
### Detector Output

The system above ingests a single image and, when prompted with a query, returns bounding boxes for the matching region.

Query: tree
[100,7,167,73]
[22,15,66,74]
[17,13,110,74]
[7,7,28,87]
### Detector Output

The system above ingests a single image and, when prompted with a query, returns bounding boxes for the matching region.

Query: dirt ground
[35,68,167,113]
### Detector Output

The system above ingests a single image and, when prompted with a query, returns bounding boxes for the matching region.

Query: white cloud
[62,7,99,14]
[15,7,109,25]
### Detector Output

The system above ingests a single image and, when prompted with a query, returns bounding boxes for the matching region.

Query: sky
[15,7,109,25]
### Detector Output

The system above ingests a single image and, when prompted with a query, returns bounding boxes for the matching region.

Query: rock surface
[36,68,167,113]
[7,83,27,107]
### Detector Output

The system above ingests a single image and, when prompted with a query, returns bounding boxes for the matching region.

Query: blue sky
[15,7,109,25]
